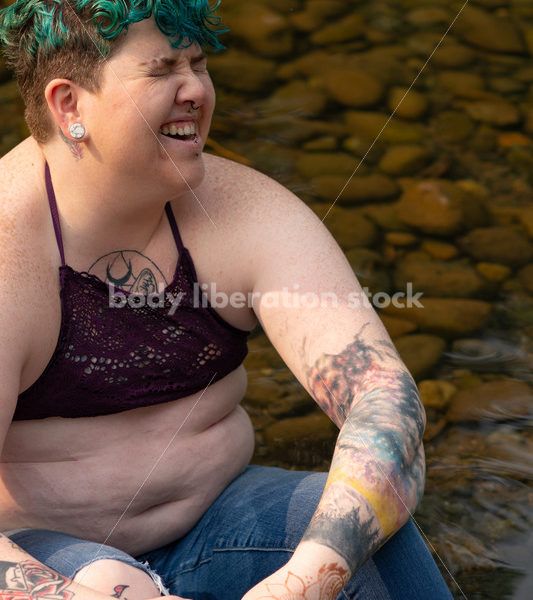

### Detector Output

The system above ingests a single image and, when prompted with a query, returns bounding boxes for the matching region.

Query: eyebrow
[140,52,208,68]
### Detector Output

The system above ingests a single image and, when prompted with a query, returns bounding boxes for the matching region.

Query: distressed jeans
[8,465,452,599]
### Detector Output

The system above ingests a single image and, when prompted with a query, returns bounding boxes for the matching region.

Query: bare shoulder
[0,139,47,378]
[0,137,45,229]
[200,152,320,230]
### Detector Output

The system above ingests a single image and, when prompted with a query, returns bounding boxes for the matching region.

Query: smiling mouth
[159,123,198,142]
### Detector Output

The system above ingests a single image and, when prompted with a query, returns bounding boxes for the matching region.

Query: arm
[234,170,426,598]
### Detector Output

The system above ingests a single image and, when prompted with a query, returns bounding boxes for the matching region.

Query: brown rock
[388,87,428,120]
[437,71,485,96]
[302,136,338,152]
[345,248,392,294]
[396,180,486,236]
[385,232,418,247]
[324,207,378,250]
[262,412,338,465]
[406,7,451,26]
[378,145,432,177]
[447,380,533,422]
[312,173,399,206]
[432,111,475,143]
[222,4,292,57]
[419,380,457,410]
[459,227,533,267]
[311,14,366,46]
[519,208,533,238]
[277,51,345,80]
[316,69,384,108]
[432,43,475,68]
[394,258,488,298]
[421,240,459,261]
[261,80,327,117]
[518,264,533,294]
[459,99,521,127]
[393,334,446,380]
[345,111,425,144]
[289,0,347,32]
[476,262,512,283]
[381,298,492,337]
[208,50,276,93]
[297,152,358,179]
[362,203,409,232]
[453,6,527,54]
[379,314,418,339]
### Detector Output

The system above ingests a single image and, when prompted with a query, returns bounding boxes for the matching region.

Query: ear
[44,79,87,141]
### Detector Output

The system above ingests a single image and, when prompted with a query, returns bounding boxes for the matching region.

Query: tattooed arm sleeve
[0,534,110,600]
[301,326,426,574]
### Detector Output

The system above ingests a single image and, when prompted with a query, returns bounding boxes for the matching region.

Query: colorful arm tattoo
[0,559,74,600]
[302,326,426,573]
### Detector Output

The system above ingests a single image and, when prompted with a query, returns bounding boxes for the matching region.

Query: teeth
[159,123,197,137]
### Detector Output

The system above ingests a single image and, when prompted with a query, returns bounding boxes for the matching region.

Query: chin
[161,151,206,192]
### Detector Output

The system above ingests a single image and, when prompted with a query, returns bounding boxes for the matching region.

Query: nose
[174,71,208,110]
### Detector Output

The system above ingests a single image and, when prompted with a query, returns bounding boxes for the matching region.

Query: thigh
[5,529,168,596]
[140,466,451,600]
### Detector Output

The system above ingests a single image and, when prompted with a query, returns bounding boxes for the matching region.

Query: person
[0,1,453,599]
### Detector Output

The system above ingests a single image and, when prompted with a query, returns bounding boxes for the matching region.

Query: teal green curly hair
[0,0,227,142]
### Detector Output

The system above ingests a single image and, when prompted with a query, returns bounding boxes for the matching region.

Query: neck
[41,143,192,259]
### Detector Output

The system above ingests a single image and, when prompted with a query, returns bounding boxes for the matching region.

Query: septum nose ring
[190,101,200,111]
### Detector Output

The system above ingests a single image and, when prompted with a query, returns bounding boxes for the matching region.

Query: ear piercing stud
[69,123,86,140]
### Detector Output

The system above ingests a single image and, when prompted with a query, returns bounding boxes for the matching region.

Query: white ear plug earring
[69,123,86,140]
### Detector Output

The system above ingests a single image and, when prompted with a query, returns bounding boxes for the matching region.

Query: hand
[240,552,349,600]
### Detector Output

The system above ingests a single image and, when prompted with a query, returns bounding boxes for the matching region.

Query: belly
[0,366,255,555]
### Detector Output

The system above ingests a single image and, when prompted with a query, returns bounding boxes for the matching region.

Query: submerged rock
[222,4,293,57]
[344,111,426,144]
[378,144,432,176]
[260,80,327,117]
[297,152,358,179]
[459,226,533,267]
[311,13,366,46]
[315,68,384,108]
[447,380,533,423]
[394,257,489,298]
[388,87,428,120]
[379,314,418,339]
[207,50,277,93]
[393,334,447,380]
[453,6,527,54]
[396,180,486,236]
[459,98,521,127]
[262,412,338,466]
[323,207,378,250]
[381,298,492,337]
[312,173,400,206]
[418,379,457,410]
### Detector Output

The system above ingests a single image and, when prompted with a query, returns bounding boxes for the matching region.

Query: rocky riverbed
[1,0,533,598]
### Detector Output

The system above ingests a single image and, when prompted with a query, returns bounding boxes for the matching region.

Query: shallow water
[1,0,533,598]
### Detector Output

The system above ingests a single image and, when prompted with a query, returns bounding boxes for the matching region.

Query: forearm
[300,333,426,576]
[0,533,117,600]
[300,409,425,572]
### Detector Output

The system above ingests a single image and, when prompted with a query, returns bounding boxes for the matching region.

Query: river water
[1,1,532,598]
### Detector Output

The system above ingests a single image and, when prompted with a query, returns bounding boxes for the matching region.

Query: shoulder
[200,153,322,233]
[0,139,48,365]
[197,153,348,288]
[0,137,46,232]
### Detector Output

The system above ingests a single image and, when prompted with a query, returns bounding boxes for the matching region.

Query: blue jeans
[7,466,452,599]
